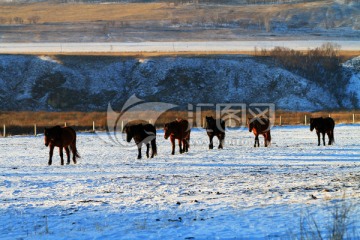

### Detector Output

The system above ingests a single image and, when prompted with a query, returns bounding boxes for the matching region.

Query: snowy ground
[0,125,359,239]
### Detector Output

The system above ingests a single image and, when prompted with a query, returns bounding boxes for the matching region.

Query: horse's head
[248,118,254,132]
[205,116,215,129]
[44,126,61,147]
[310,118,317,131]
[124,125,133,142]
[44,128,50,147]
[164,123,171,139]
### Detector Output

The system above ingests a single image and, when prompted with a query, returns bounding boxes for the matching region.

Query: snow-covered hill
[0,54,359,111]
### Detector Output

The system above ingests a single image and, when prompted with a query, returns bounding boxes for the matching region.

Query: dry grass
[1,110,360,136]
[0,1,335,25]
[0,3,168,23]
[1,1,358,56]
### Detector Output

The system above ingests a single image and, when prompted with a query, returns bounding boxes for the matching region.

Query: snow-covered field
[1,125,359,239]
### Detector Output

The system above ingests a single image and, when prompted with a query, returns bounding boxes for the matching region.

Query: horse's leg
[316,131,320,146]
[264,134,268,147]
[218,135,224,149]
[146,143,150,158]
[322,132,326,146]
[254,135,259,147]
[48,145,54,165]
[65,146,71,165]
[170,137,175,155]
[209,135,214,149]
[179,139,183,154]
[183,139,189,153]
[59,146,64,165]
[137,143,142,159]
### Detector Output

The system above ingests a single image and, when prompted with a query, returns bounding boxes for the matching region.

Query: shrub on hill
[266,43,352,107]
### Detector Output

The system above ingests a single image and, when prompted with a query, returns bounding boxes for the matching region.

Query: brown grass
[1,110,360,136]
[0,1,335,25]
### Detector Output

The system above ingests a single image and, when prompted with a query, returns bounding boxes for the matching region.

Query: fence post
[279,116,282,126]
[353,113,355,124]
[304,115,307,125]
[65,122,67,127]
[3,124,5,137]
[34,124,37,136]
[92,121,95,132]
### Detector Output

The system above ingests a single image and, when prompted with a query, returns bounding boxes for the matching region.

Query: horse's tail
[187,130,191,148]
[330,130,335,145]
[71,137,81,159]
[269,131,271,142]
[151,138,157,156]
[267,130,272,145]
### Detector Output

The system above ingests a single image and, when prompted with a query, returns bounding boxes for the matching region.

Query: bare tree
[28,16,41,24]
[13,17,24,24]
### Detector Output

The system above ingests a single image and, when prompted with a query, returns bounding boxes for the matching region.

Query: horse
[310,117,335,146]
[164,119,191,155]
[124,123,157,159]
[248,117,271,147]
[205,116,225,149]
[44,126,80,165]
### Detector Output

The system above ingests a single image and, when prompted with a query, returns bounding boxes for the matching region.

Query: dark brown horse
[124,123,157,159]
[248,118,271,147]
[205,116,225,149]
[44,126,80,165]
[164,119,191,155]
[310,117,335,146]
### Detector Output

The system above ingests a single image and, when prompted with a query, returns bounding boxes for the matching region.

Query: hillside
[0,0,359,42]
[0,54,359,112]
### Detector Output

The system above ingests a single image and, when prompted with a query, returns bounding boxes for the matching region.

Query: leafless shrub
[13,17,24,24]
[296,198,359,240]
[28,16,41,24]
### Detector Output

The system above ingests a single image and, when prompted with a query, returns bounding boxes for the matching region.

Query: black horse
[310,117,335,146]
[205,116,225,149]
[124,123,157,159]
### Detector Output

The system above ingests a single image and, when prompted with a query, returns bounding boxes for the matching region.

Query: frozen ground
[0,125,359,239]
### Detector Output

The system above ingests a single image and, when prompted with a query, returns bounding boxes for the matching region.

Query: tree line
[0,16,40,25]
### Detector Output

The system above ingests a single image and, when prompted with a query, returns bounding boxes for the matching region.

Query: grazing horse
[164,119,191,155]
[310,117,335,146]
[44,126,80,165]
[248,118,271,147]
[124,123,157,159]
[205,116,225,149]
